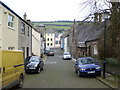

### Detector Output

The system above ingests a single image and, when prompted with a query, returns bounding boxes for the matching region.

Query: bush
[106,58,118,66]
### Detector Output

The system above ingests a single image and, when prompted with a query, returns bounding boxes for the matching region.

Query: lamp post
[103,9,109,79]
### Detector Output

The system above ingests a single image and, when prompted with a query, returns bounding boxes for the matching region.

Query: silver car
[63,52,71,60]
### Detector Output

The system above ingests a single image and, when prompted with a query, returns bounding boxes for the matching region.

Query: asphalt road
[22,48,110,88]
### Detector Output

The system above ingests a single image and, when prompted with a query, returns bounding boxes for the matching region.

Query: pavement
[71,57,119,89]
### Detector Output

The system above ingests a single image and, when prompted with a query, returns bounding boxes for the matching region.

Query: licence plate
[87,71,95,74]
[29,68,35,69]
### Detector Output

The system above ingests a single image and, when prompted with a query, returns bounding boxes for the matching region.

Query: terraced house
[45,29,55,48]
[0,1,32,58]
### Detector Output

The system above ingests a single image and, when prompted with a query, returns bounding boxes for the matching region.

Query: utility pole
[73,19,78,59]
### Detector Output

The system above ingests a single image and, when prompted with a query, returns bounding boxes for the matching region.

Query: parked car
[63,52,71,60]
[47,50,54,56]
[25,56,44,73]
[74,57,101,77]
[44,48,50,54]
[44,50,50,54]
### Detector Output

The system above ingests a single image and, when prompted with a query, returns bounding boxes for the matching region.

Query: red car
[47,50,54,56]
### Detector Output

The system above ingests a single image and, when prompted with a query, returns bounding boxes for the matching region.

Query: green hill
[32,21,74,33]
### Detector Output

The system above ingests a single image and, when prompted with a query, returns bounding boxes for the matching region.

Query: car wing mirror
[40,60,43,62]
[95,61,99,64]
[75,62,78,65]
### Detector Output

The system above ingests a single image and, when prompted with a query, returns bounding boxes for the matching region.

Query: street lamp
[103,9,109,79]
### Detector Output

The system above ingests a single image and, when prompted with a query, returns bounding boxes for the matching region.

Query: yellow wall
[1,5,18,50]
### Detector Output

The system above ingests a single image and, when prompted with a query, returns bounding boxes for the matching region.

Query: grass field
[32,21,74,32]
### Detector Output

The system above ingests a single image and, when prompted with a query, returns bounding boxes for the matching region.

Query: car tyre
[16,75,24,88]
[36,67,41,73]
[41,66,44,70]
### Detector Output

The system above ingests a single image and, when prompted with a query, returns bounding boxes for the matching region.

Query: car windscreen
[64,52,70,55]
[78,58,95,65]
[29,56,40,62]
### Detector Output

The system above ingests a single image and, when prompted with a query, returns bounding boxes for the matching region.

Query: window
[51,43,53,46]
[21,47,25,58]
[51,38,52,41]
[8,14,14,28]
[94,44,98,55]
[47,38,49,41]
[21,22,25,34]
[55,41,59,44]
[8,47,14,50]
[47,43,49,46]
[27,26,29,36]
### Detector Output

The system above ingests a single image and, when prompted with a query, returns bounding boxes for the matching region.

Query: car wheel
[41,66,44,70]
[16,75,24,88]
[36,67,41,73]
[77,70,81,77]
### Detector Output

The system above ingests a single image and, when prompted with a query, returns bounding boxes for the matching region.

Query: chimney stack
[98,13,102,22]
[94,13,98,23]
[94,13,103,23]
[23,12,27,20]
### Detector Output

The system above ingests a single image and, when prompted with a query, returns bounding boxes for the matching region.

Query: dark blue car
[74,57,101,77]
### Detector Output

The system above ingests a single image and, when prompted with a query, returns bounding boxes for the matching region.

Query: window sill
[8,26,15,31]
[21,32,25,35]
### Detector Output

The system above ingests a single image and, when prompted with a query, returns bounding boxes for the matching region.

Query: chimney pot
[23,12,27,20]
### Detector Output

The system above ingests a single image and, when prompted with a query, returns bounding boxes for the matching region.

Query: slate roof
[60,31,70,38]
[46,29,55,33]
[76,22,105,43]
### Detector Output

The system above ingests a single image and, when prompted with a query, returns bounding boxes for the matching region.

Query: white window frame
[93,44,98,55]
[8,14,14,28]
[21,22,25,34]
[27,26,29,36]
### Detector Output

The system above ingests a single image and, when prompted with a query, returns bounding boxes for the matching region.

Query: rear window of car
[49,50,54,52]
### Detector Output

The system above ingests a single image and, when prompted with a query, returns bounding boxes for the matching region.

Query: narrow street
[22,48,109,88]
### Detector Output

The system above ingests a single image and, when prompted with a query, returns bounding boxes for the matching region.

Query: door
[26,47,29,57]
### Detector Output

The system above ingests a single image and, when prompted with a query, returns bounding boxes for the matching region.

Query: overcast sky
[1,0,87,21]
